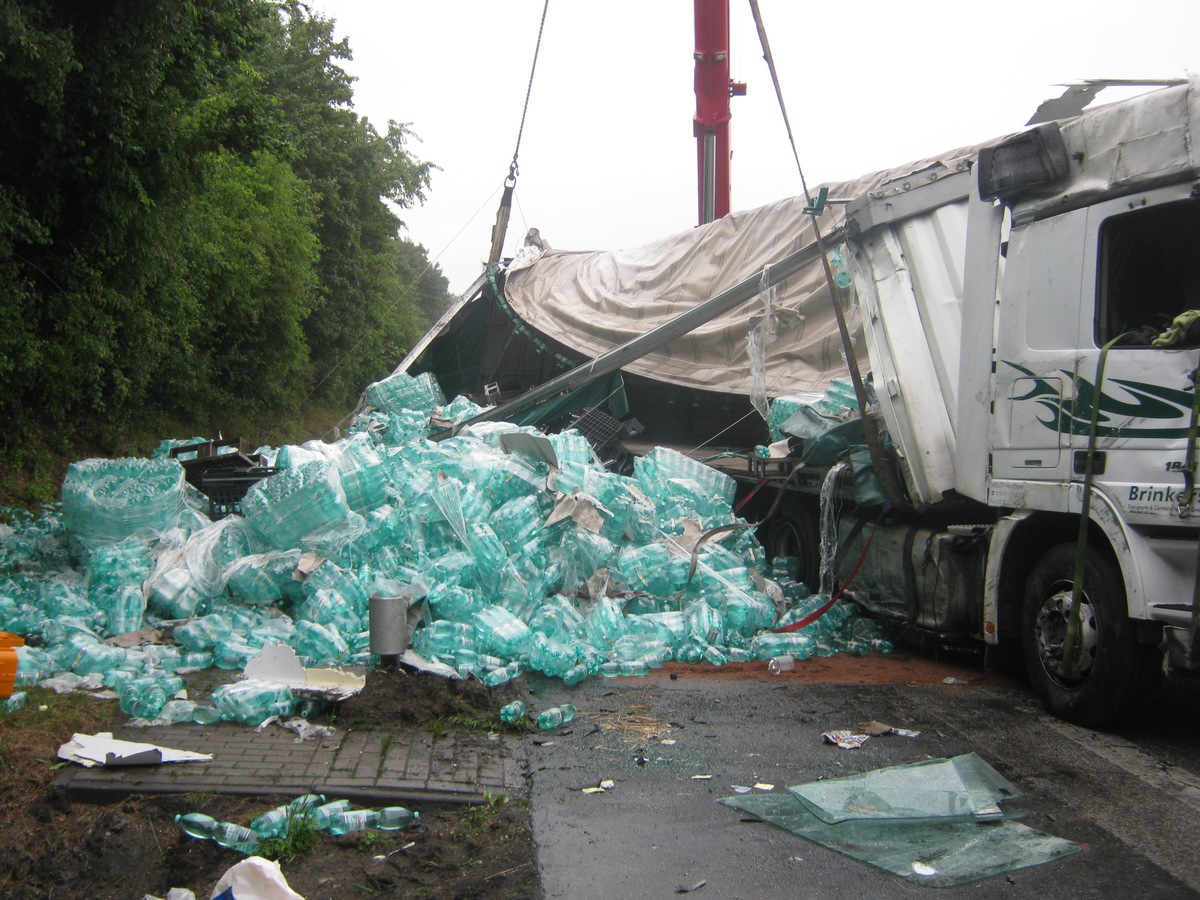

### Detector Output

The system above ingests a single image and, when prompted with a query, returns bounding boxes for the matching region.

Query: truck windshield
[1097,197,1200,348]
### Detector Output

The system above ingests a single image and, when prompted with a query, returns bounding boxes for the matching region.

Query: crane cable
[748,1,911,512]
[488,0,550,264]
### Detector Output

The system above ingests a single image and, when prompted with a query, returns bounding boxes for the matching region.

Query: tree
[255,2,440,402]
[0,0,452,456]
[0,0,275,438]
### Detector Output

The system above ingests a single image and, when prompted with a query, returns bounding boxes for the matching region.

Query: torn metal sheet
[58,732,212,767]
[499,432,559,468]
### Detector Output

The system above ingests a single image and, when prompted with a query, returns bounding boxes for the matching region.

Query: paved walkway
[58,720,527,806]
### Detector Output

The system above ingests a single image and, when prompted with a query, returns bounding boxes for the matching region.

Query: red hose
[771,510,885,633]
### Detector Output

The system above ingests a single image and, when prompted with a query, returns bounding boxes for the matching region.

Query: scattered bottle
[702,644,728,667]
[482,661,523,687]
[192,704,222,725]
[211,821,262,854]
[175,812,218,840]
[376,806,420,830]
[250,794,325,838]
[327,808,379,836]
[535,704,577,731]
[562,664,589,686]
[311,798,354,830]
[767,654,795,675]
[498,700,526,724]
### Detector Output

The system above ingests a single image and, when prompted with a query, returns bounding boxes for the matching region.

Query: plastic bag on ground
[209,855,305,900]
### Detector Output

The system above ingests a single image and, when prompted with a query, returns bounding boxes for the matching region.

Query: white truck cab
[835,77,1200,725]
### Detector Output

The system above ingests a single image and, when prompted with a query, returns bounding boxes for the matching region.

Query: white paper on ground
[58,732,212,767]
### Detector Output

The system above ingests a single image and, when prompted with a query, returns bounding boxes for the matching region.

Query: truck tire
[763,495,820,592]
[1021,542,1154,727]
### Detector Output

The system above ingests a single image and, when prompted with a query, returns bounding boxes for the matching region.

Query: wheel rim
[1032,579,1099,687]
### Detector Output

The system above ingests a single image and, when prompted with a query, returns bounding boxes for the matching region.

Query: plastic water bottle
[499,700,526,724]
[327,808,379,835]
[212,821,262,854]
[483,661,523,687]
[192,704,222,725]
[311,799,353,830]
[251,804,292,838]
[703,644,728,666]
[250,795,324,838]
[377,806,420,830]
[535,704,577,730]
[767,654,796,674]
[175,812,218,840]
[562,663,589,686]
[118,676,168,720]
[157,699,197,724]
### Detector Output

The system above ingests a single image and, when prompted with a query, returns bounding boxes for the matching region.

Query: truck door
[1081,184,1200,527]
[991,209,1087,504]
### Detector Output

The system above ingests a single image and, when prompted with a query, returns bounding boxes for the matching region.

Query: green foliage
[257,809,320,863]
[354,830,387,853]
[149,148,320,416]
[255,2,441,403]
[0,0,453,459]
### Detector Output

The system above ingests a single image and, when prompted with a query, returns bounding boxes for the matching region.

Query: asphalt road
[521,651,1200,899]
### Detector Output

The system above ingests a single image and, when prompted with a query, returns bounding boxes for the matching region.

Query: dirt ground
[0,670,538,900]
[0,644,1005,899]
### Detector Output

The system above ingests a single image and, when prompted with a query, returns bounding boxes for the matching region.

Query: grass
[355,830,388,853]
[0,400,354,510]
[0,686,125,865]
[429,714,497,741]
[256,809,321,863]
[446,714,496,732]
[377,730,398,777]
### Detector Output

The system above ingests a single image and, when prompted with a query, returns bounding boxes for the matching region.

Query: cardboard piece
[499,432,559,468]
[242,643,366,700]
[546,491,608,534]
[58,732,212,767]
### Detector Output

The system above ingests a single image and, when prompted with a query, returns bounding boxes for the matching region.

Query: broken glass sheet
[720,791,1079,888]
[790,752,1021,825]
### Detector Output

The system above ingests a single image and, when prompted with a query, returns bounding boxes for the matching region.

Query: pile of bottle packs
[0,370,891,726]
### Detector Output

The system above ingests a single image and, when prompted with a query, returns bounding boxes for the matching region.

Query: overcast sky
[314,1,1197,295]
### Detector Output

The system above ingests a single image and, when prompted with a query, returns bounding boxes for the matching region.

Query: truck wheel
[1021,542,1154,727]
[763,495,820,592]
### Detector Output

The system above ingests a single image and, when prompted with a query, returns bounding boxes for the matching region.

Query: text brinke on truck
[407,76,1200,727]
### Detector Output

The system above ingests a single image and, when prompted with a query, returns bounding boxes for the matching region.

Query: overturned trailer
[406,77,1200,727]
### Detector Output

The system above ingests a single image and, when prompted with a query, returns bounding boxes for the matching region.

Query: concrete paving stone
[58,718,529,808]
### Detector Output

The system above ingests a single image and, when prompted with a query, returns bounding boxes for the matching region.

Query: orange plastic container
[0,632,25,699]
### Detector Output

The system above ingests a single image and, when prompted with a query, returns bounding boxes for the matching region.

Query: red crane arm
[693,0,745,225]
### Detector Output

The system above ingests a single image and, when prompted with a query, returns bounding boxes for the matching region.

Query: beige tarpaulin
[502,148,980,399]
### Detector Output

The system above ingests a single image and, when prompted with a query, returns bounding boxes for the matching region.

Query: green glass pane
[789,752,1022,825]
[720,791,1078,888]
